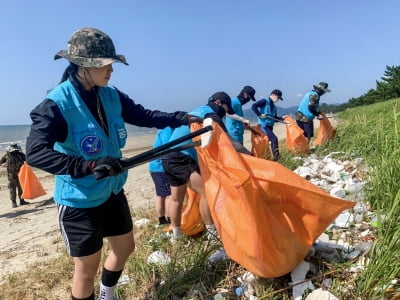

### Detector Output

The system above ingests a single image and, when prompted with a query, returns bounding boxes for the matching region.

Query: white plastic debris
[324,161,345,173]
[118,274,131,285]
[334,211,354,228]
[208,249,229,264]
[241,271,257,284]
[316,233,330,243]
[214,293,226,300]
[290,260,315,300]
[147,250,171,265]
[294,166,313,178]
[305,288,339,300]
[329,187,346,199]
[134,218,150,228]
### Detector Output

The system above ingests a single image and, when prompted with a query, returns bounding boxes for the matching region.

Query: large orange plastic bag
[18,162,46,200]
[284,116,309,154]
[179,189,205,236]
[250,124,271,159]
[192,122,355,278]
[314,114,336,147]
[164,188,205,236]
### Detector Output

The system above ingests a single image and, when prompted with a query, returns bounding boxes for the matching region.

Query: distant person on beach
[149,127,173,226]
[0,143,28,208]
[295,82,330,144]
[162,91,251,242]
[26,27,189,300]
[252,89,284,161]
[225,85,256,144]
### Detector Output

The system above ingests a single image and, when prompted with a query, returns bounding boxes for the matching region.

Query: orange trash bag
[284,116,309,154]
[192,122,355,278]
[314,113,336,147]
[164,188,205,236]
[18,162,46,200]
[250,124,271,159]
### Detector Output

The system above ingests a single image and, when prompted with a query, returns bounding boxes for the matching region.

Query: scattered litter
[134,218,150,228]
[334,211,354,228]
[214,293,226,300]
[147,250,171,265]
[208,249,229,264]
[305,288,339,300]
[118,274,131,285]
[290,260,315,300]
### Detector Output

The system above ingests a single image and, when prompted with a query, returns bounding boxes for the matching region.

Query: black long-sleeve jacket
[26,74,187,178]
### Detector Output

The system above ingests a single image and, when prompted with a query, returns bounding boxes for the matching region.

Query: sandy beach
[0,123,288,282]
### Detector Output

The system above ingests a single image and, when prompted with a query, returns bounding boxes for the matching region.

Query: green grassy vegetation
[1,99,399,299]
[319,99,400,299]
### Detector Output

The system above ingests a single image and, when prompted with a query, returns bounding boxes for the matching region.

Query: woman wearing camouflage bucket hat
[295,82,331,144]
[26,27,189,300]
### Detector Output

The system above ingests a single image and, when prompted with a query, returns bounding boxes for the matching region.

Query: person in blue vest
[162,92,250,242]
[25,28,189,300]
[148,127,173,226]
[295,82,330,144]
[252,89,284,161]
[225,85,256,144]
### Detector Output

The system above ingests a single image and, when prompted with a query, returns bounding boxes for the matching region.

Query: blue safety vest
[167,105,214,161]
[48,80,128,208]
[298,91,318,120]
[257,98,276,127]
[148,127,173,172]
[226,97,244,143]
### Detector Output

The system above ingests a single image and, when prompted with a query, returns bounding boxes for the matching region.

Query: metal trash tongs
[122,118,213,170]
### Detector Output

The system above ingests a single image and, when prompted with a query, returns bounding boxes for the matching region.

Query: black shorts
[296,120,314,138]
[162,152,200,186]
[150,172,171,197]
[57,190,133,257]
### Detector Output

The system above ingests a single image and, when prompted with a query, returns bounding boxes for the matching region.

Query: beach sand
[0,123,289,282]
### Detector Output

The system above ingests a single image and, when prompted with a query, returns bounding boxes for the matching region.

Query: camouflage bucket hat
[313,82,331,93]
[54,28,128,68]
[6,143,21,152]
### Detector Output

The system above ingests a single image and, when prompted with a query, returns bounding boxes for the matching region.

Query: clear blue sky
[1,0,400,125]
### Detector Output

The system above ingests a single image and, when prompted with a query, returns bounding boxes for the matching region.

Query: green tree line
[322,65,400,112]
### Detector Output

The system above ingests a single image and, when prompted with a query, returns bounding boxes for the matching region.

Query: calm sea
[0,124,156,153]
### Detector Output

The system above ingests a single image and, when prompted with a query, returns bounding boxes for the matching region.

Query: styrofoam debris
[305,288,339,300]
[134,218,150,228]
[147,250,171,265]
[208,249,229,264]
[334,211,354,227]
[291,260,315,300]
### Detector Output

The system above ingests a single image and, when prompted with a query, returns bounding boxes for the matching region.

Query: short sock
[172,227,182,239]
[71,291,94,300]
[101,268,123,287]
[158,216,169,225]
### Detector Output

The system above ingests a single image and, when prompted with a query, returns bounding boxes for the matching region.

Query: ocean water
[0,124,156,152]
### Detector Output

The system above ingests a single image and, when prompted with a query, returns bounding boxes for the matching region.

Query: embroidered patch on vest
[81,135,103,156]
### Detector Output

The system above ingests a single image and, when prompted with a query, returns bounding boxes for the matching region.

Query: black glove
[88,156,123,180]
[176,112,204,126]
[187,115,204,125]
[175,111,190,125]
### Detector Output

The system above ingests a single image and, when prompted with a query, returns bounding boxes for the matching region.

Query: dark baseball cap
[271,89,283,100]
[242,85,256,101]
[208,91,235,114]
